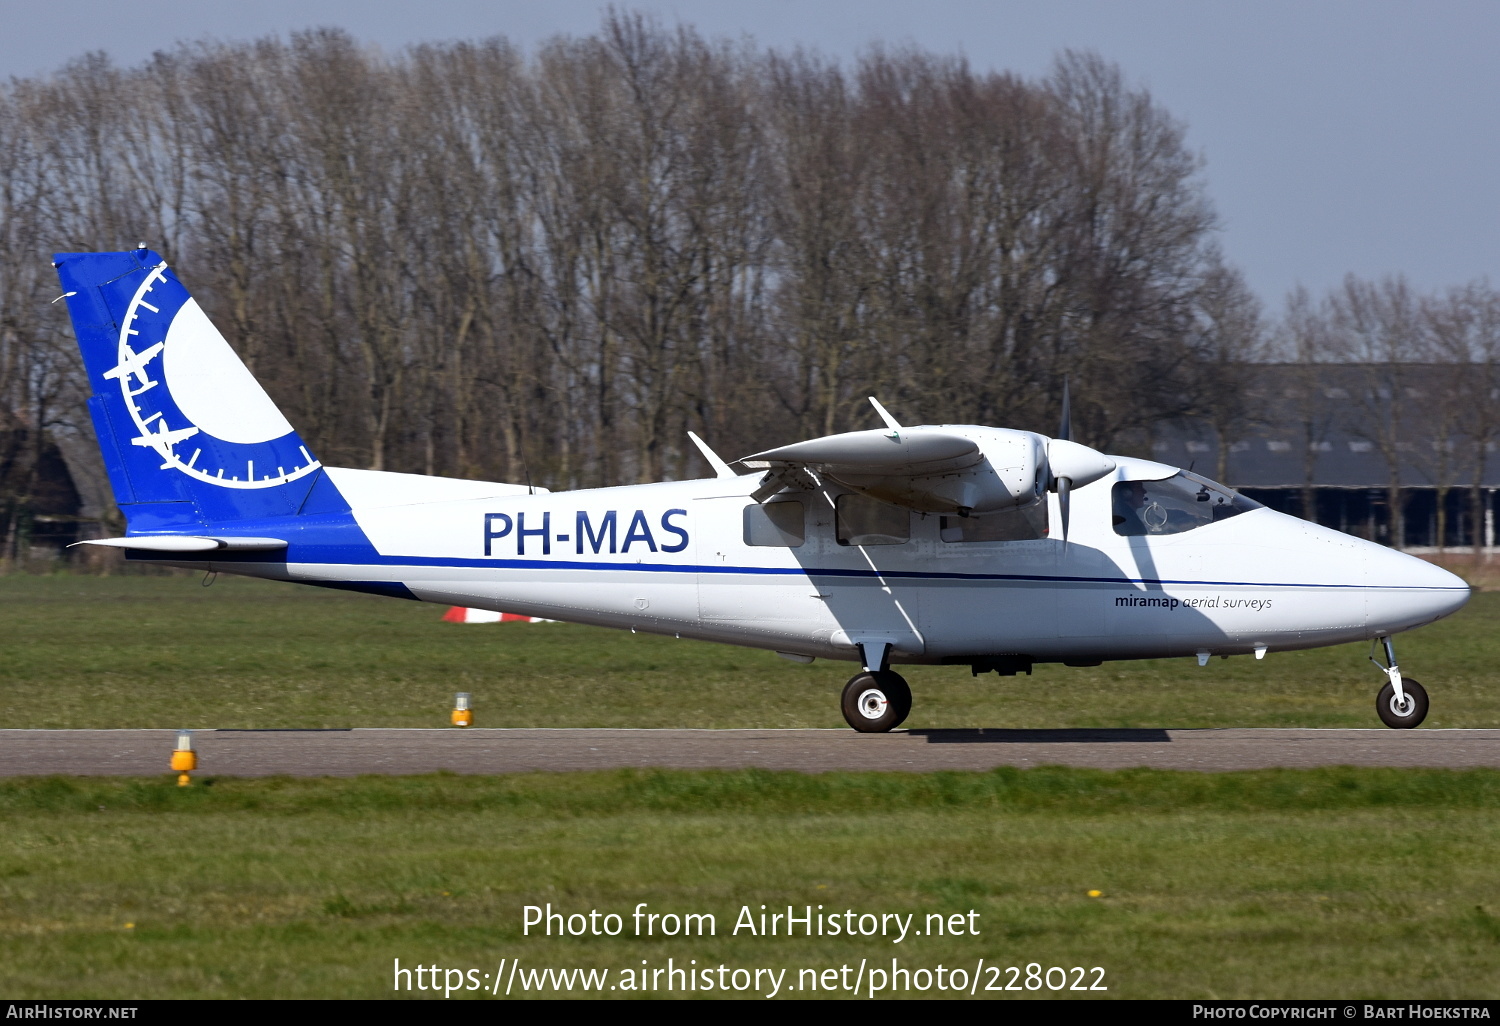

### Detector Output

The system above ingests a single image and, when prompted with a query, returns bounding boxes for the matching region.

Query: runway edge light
[170,729,196,786]
[452,692,472,728]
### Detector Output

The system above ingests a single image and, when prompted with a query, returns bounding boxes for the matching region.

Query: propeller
[1046,379,1118,545]
[1056,377,1073,542]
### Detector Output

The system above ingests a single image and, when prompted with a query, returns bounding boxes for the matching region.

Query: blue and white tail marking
[55,248,343,529]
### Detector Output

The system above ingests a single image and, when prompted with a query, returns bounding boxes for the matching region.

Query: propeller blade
[1057,476,1071,544]
[1058,376,1072,443]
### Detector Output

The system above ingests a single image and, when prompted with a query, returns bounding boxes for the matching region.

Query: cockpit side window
[1111,472,1262,536]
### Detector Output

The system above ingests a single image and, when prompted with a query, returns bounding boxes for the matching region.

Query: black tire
[841,671,912,733]
[1376,676,1428,729]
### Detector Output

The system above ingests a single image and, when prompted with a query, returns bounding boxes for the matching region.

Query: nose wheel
[1371,636,1429,729]
[1377,677,1428,729]
[841,671,912,732]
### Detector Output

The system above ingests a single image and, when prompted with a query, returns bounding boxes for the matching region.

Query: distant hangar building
[1153,364,1498,551]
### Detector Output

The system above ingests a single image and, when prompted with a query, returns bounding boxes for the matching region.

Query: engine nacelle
[745,426,1070,517]
[832,428,1047,515]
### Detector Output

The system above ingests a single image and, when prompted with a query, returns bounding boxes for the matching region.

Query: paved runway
[5,727,1500,776]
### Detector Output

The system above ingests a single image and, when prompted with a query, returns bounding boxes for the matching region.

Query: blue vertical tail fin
[54,248,347,532]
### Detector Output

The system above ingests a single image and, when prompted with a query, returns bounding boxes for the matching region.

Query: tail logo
[108,262,320,491]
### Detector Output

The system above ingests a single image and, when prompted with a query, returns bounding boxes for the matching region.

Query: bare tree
[0,21,1269,566]
[1186,256,1266,482]
[1427,281,1500,560]
[1275,287,1339,523]
[1329,276,1423,546]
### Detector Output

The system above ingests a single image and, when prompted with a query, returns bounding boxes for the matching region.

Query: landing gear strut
[841,641,911,733]
[1371,636,1429,729]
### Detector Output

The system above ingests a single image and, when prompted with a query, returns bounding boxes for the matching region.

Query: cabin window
[940,503,1047,542]
[1111,472,1262,536]
[744,500,805,547]
[835,493,910,546]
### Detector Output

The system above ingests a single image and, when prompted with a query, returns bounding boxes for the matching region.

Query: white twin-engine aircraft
[57,248,1470,732]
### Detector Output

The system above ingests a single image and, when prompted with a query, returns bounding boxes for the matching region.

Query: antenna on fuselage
[518,422,535,495]
[1057,377,1072,443]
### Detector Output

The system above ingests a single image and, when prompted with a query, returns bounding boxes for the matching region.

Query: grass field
[2,574,1498,999]
[2,769,1499,999]
[0,573,1497,730]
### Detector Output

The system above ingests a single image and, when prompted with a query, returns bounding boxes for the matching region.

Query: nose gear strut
[1369,635,1429,729]
[1370,636,1405,706]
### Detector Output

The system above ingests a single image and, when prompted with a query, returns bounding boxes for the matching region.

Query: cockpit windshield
[1111,471,1262,537]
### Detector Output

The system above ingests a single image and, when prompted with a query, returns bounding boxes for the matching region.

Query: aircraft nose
[1365,544,1471,631]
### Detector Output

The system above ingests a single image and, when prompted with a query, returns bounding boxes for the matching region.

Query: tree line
[0,14,1494,564]
[0,16,1252,531]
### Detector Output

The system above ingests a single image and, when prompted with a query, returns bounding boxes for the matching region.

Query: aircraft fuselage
[155,455,1468,670]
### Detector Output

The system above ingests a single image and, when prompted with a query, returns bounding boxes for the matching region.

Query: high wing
[742,398,1117,518]
[743,424,1044,516]
[748,427,982,474]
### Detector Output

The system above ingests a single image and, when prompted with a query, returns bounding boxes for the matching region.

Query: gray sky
[6,0,1498,311]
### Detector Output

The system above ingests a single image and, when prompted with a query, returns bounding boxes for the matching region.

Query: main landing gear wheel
[1376,676,1428,729]
[841,671,912,733]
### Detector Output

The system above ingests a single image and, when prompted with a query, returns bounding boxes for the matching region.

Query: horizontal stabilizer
[745,428,981,474]
[73,536,288,553]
